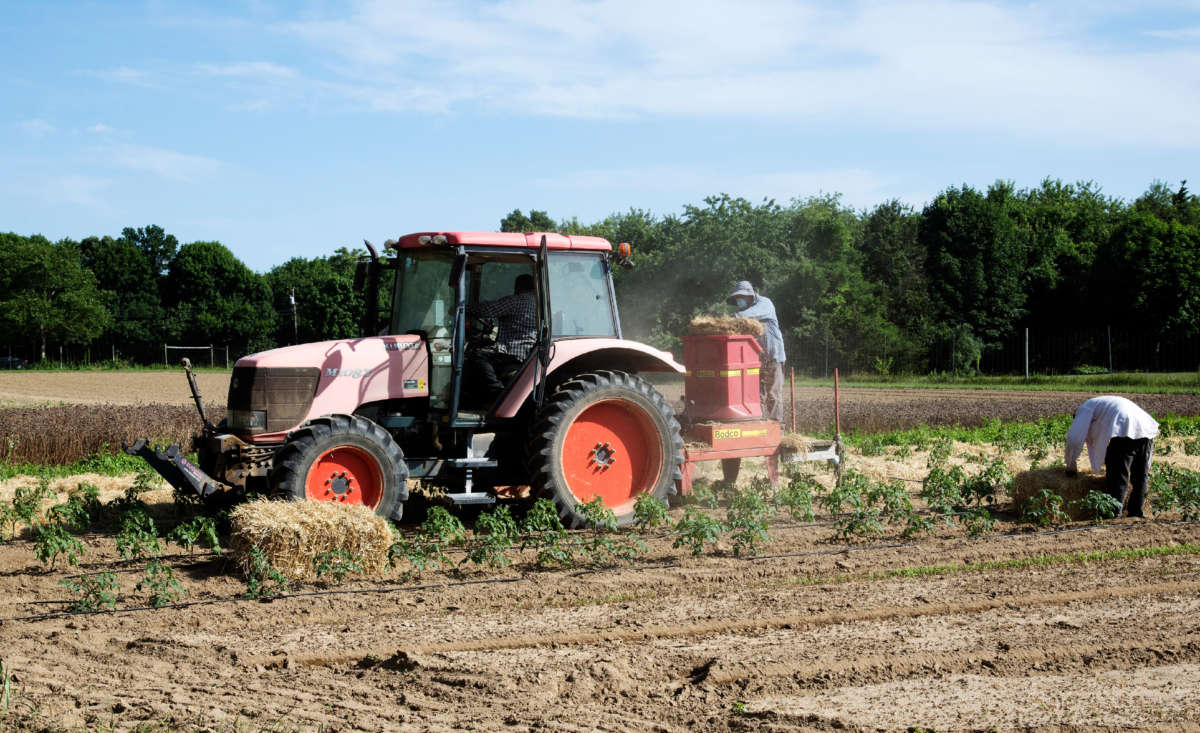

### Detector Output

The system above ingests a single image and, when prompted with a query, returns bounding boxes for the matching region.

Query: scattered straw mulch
[688,315,764,338]
[778,433,809,459]
[1010,467,1111,520]
[230,499,393,581]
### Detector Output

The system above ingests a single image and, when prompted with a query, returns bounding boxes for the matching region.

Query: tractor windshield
[547,252,618,338]
[391,250,455,337]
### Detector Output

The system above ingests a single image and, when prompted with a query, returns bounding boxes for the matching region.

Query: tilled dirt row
[3,518,1199,731]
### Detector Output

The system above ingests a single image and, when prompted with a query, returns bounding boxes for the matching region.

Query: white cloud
[88,123,115,134]
[19,119,55,137]
[88,66,153,86]
[534,164,931,212]
[278,0,1200,148]
[102,144,223,182]
[197,61,297,79]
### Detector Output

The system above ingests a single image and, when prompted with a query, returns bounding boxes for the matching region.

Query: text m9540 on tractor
[127,232,684,528]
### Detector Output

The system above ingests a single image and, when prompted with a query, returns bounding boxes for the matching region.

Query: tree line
[2,178,1197,373]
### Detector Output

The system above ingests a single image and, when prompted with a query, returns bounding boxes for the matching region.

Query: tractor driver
[465,273,537,403]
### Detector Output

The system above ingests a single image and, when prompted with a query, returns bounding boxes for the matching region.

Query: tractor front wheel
[530,370,683,528]
[270,414,408,521]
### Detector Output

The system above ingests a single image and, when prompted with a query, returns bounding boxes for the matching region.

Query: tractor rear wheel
[270,414,408,522]
[530,370,683,528]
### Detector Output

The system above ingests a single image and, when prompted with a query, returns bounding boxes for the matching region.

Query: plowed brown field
[2,372,1200,731]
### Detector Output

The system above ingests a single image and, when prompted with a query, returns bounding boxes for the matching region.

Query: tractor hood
[231,335,429,440]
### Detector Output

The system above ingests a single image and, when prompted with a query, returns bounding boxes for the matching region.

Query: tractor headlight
[228,409,267,431]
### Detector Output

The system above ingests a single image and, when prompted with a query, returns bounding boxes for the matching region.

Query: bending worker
[727,280,786,422]
[1064,395,1159,518]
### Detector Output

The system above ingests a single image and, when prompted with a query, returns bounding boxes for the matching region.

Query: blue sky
[3,1,1199,273]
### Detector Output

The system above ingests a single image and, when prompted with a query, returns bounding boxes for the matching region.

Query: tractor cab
[376,232,623,425]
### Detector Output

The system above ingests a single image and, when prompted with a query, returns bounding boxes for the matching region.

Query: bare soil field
[0,371,230,408]
[3,372,1200,731]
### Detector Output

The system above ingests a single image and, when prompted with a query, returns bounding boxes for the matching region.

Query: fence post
[1024,327,1029,381]
[1107,325,1113,373]
[163,344,167,367]
[225,345,230,369]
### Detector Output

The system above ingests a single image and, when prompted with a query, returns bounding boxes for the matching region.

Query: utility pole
[290,288,298,344]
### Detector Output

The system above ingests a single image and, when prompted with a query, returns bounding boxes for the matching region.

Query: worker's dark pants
[1105,437,1154,517]
[466,350,523,402]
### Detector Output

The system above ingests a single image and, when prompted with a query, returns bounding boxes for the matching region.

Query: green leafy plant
[1020,488,1070,527]
[1183,438,1200,456]
[398,506,468,571]
[672,508,724,556]
[47,482,102,532]
[8,480,52,536]
[920,465,966,521]
[1077,490,1122,521]
[313,548,365,583]
[33,523,85,569]
[519,499,575,568]
[168,515,222,554]
[633,493,670,532]
[138,559,186,608]
[726,485,773,557]
[244,546,290,599]
[114,508,162,561]
[1150,464,1200,520]
[961,506,996,537]
[577,496,644,566]
[775,469,817,521]
[59,571,119,612]
[465,505,518,569]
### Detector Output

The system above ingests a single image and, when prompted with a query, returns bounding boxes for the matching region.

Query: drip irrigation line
[567,562,680,578]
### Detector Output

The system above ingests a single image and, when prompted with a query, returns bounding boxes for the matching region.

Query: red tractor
[129,232,685,527]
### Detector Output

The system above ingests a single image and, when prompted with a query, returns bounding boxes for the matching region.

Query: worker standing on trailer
[727,281,786,422]
[1064,395,1159,518]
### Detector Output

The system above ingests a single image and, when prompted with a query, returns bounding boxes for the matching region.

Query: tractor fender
[493,338,684,419]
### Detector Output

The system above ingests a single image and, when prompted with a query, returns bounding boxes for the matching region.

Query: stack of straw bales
[1009,467,1111,520]
[230,499,394,580]
[688,315,764,338]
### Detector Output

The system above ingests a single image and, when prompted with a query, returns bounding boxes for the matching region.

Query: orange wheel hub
[560,400,663,512]
[304,446,383,509]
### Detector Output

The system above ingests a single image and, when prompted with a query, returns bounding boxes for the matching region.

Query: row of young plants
[0,469,221,612]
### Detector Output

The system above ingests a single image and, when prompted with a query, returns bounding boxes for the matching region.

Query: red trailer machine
[677,333,840,495]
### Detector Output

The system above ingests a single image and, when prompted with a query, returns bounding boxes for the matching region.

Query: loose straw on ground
[230,499,394,580]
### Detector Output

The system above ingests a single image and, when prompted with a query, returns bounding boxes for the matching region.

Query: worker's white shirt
[1065,396,1159,473]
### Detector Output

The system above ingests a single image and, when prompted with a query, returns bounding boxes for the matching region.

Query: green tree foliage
[164,241,276,356]
[500,209,556,232]
[0,234,110,361]
[265,255,361,344]
[79,235,165,359]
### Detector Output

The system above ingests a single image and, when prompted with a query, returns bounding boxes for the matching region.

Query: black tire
[270,414,408,522]
[530,370,683,528]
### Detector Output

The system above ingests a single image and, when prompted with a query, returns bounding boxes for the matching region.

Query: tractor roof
[394,232,612,252]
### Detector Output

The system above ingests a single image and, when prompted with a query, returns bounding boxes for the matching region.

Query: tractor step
[445,492,496,506]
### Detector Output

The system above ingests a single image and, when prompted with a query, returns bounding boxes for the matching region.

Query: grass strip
[796,543,1200,587]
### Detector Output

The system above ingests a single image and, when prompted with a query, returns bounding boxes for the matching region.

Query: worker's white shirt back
[1065,396,1159,473]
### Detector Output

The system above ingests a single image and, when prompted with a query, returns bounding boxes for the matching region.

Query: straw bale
[230,499,394,580]
[778,433,809,459]
[688,315,764,338]
[1010,468,1111,521]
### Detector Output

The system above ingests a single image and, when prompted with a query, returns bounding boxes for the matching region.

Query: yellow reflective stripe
[718,369,741,377]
